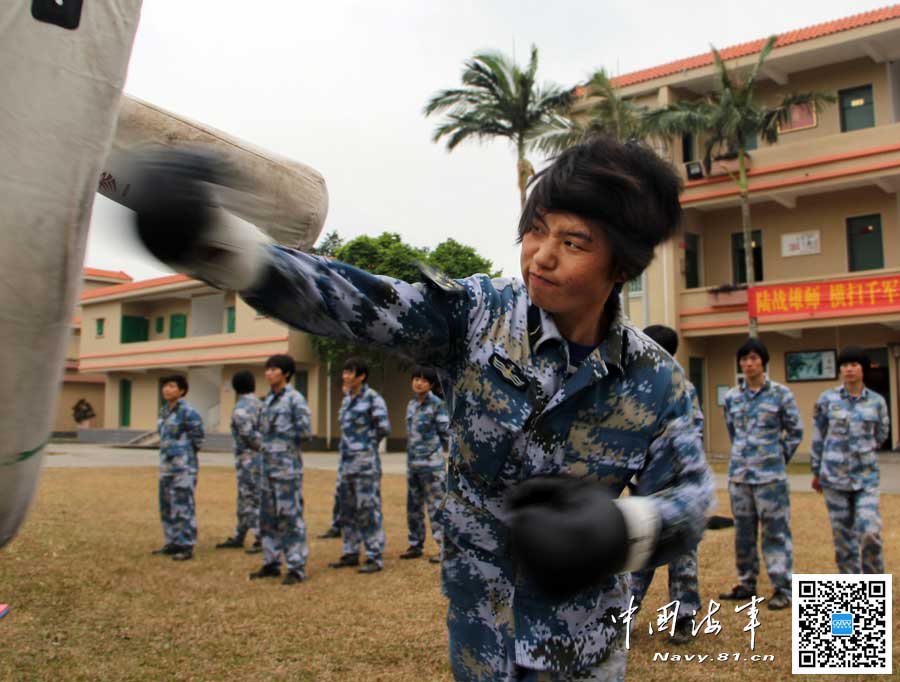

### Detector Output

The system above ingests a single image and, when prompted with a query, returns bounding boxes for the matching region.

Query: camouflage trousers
[159,471,197,548]
[407,466,446,549]
[339,473,385,566]
[821,486,883,574]
[259,472,308,573]
[327,469,342,532]
[729,480,792,597]
[443,540,628,681]
[630,545,700,618]
[233,453,261,540]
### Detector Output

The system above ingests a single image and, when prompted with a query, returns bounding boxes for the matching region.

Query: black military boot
[282,570,306,586]
[244,538,263,554]
[328,554,360,569]
[358,559,383,574]
[249,563,281,580]
[318,527,341,539]
[171,546,194,561]
[399,546,423,559]
[215,536,244,549]
[151,544,178,555]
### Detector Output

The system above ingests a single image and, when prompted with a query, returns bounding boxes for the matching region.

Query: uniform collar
[527,294,627,377]
[743,377,770,396]
[838,385,868,400]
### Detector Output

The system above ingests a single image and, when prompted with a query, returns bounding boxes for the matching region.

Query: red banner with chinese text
[748,274,900,320]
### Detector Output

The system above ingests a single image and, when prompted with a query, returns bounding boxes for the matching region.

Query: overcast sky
[86,0,892,281]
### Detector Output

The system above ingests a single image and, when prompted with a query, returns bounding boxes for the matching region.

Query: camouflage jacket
[406,391,450,470]
[259,384,311,479]
[231,394,262,459]
[338,384,390,476]
[811,385,889,491]
[723,379,803,484]
[157,399,204,475]
[243,247,713,672]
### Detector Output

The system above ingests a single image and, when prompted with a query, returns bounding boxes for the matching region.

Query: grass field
[1,466,897,681]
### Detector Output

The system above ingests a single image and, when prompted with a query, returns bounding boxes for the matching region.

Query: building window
[839,85,874,132]
[169,313,187,339]
[778,102,817,133]
[226,306,236,333]
[847,214,884,272]
[95,318,105,338]
[731,230,763,285]
[684,232,701,289]
[689,357,705,412]
[155,316,164,334]
[120,315,149,343]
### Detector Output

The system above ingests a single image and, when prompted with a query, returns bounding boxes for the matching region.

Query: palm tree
[533,68,647,154]
[642,35,835,337]
[424,45,571,208]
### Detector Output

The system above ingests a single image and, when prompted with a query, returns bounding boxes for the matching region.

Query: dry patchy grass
[0,467,897,681]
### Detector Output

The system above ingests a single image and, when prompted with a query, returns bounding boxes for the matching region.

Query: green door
[847,214,884,272]
[839,85,874,132]
[170,313,187,339]
[119,379,132,427]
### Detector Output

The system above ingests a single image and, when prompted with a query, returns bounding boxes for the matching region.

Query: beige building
[612,6,900,455]
[76,273,415,449]
[55,268,134,433]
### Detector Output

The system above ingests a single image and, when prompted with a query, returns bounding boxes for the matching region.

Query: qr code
[792,574,892,674]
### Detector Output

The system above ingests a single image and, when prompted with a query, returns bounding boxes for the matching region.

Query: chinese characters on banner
[749,274,900,320]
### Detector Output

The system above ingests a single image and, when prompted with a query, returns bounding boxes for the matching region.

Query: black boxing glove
[506,475,660,599]
[132,148,271,291]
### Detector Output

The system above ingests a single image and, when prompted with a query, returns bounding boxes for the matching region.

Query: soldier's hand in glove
[505,475,658,599]
[132,148,270,291]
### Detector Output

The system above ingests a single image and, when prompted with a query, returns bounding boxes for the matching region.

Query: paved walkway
[42,443,900,493]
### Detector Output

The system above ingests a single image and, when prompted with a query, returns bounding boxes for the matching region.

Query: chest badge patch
[489,352,528,390]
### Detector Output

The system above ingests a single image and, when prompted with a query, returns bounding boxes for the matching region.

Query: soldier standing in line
[152,374,204,562]
[248,354,312,586]
[629,325,703,644]
[811,346,889,574]
[134,136,714,680]
[720,338,802,611]
[400,365,450,565]
[216,370,263,553]
[328,357,391,574]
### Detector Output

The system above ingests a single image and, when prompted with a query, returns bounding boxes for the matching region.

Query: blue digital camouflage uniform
[230,393,263,541]
[157,398,205,548]
[630,380,704,620]
[811,385,889,574]
[723,379,802,598]
[406,391,451,550]
[258,384,312,574]
[242,248,714,680]
[338,384,391,566]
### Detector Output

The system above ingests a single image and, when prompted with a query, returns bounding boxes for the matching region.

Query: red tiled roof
[81,273,192,301]
[83,267,132,282]
[611,5,900,88]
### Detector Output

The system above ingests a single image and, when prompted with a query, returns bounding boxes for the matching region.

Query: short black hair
[643,324,679,356]
[736,338,769,365]
[342,357,368,382]
[517,136,683,281]
[837,346,870,371]
[231,370,256,395]
[411,365,438,386]
[265,354,295,381]
[160,374,189,396]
